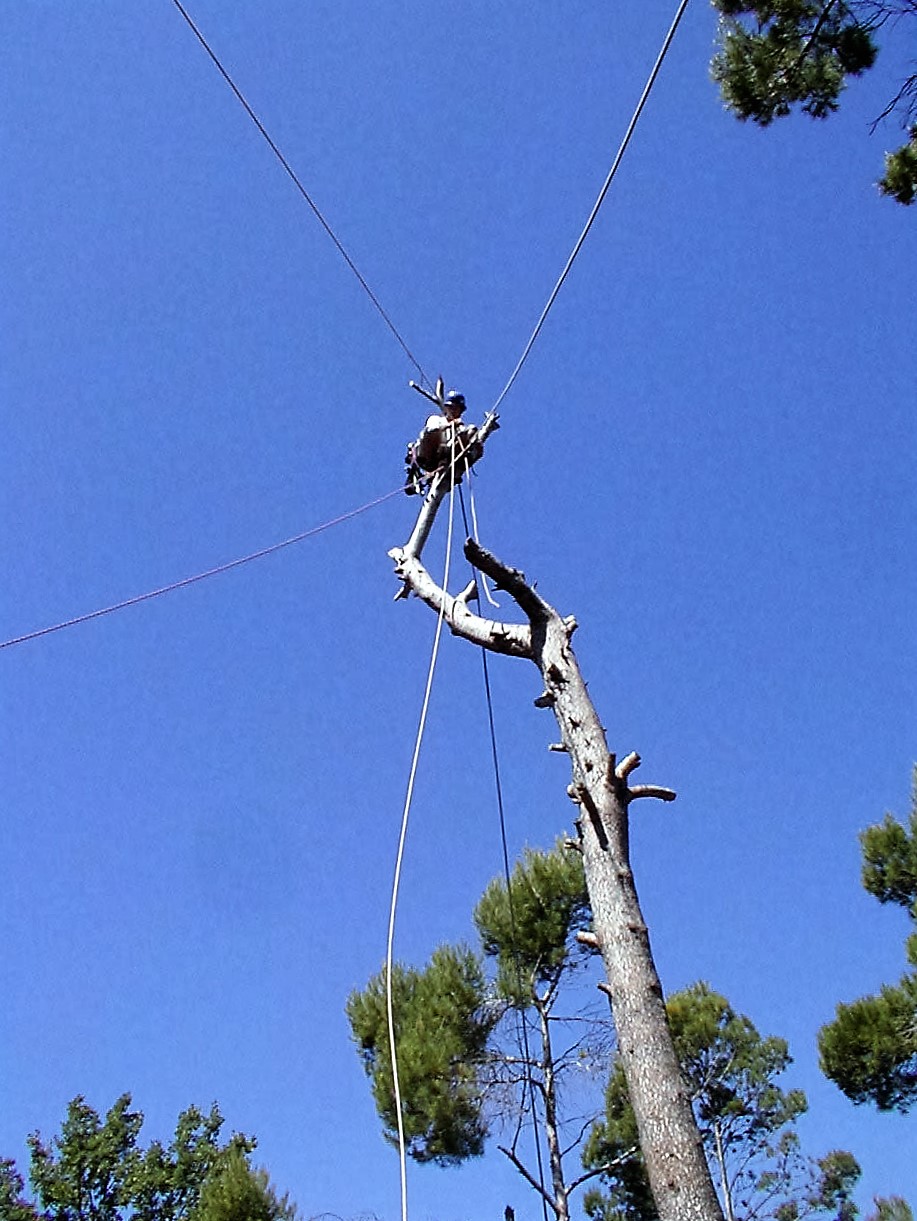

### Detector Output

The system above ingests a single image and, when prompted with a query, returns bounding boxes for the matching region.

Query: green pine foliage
[26,1095,146,1221]
[0,1159,38,1221]
[860,777,917,909]
[474,842,597,1004]
[0,1095,292,1221]
[711,1,877,125]
[869,1198,915,1221]
[879,126,917,205]
[346,843,598,1173]
[346,945,497,1165]
[192,1150,296,1221]
[819,936,917,1110]
[819,770,917,1111]
[582,983,860,1221]
[709,1,917,203]
[126,1102,255,1221]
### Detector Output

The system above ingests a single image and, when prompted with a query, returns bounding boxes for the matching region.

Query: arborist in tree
[404,388,481,495]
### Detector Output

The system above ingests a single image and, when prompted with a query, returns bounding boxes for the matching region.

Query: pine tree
[709,1,917,204]
[192,1149,296,1221]
[389,417,724,1221]
[583,983,861,1221]
[348,843,612,1221]
[819,769,917,1110]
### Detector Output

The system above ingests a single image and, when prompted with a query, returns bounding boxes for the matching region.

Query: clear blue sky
[3,3,915,1218]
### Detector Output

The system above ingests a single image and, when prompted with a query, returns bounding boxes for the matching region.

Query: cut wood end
[615,751,641,780]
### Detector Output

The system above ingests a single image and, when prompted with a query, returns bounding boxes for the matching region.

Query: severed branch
[387,550,532,657]
[615,751,642,781]
[463,538,554,624]
[629,784,677,803]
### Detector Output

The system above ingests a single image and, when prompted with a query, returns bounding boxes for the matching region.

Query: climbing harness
[404,379,483,496]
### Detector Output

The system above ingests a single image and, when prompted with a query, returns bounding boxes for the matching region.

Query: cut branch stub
[610,751,676,806]
[629,785,677,804]
[616,751,641,781]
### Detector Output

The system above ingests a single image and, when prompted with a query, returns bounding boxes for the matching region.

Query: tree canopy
[347,842,606,1220]
[819,770,917,1110]
[583,982,861,1221]
[710,1,917,204]
[0,1095,295,1221]
[346,943,497,1165]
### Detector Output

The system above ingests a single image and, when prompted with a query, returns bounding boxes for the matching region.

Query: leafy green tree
[583,983,860,1221]
[0,1095,294,1221]
[347,843,609,1221]
[0,1159,38,1221]
[819,771,917,1110]
[124,1100,253,1221]
[27,1095,145,1221]
[192,1149,296,1221]
[709,1,917,204]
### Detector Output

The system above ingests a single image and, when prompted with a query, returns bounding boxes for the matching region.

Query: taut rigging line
[490,0,691,413]
[0,486,405,652]
[170,0,431,390]
[172,0,691,417]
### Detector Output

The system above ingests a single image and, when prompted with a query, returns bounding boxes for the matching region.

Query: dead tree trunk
[388,421,724,1221]
[536,996,570,1221]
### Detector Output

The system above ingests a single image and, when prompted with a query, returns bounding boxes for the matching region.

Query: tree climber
[404,389,481,494]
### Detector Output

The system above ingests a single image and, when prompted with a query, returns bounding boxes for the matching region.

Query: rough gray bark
[388,423,725,1221]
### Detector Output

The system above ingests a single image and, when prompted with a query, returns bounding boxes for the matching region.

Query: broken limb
[389,480,724,1221]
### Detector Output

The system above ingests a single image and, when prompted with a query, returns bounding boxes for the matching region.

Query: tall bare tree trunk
[535,997,570,1221]
[389,424,724,1221]
[712,1122,736,1221]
